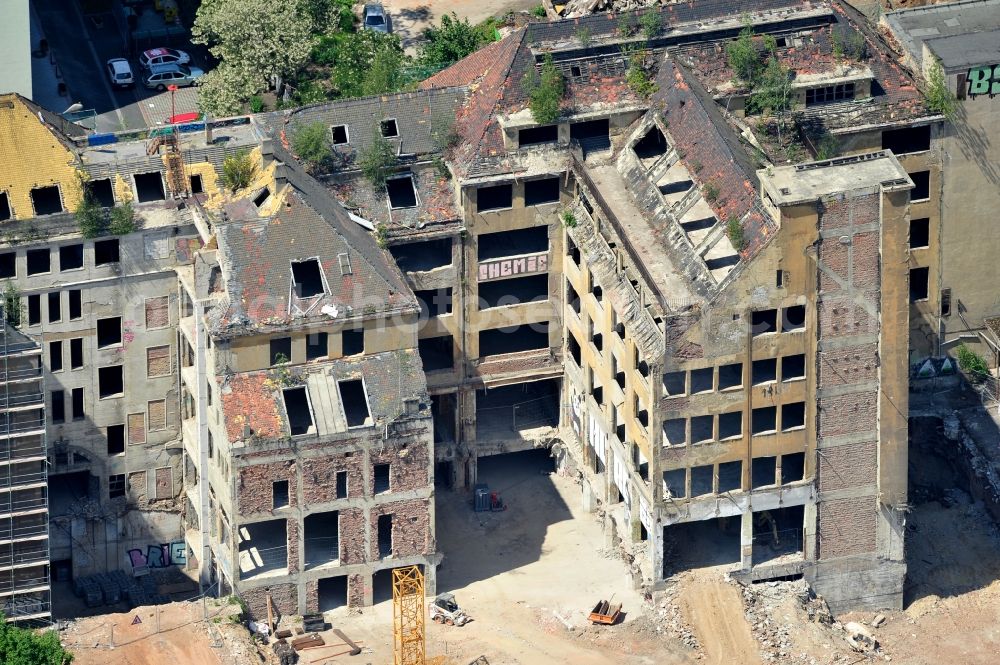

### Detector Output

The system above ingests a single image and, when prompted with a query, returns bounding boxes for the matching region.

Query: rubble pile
[561,0,661,19]
[737,577,827,664]
[649,583,699,649]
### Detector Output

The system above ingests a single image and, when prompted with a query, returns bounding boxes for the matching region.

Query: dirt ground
[58,598,265,665]
[679,573,761,665]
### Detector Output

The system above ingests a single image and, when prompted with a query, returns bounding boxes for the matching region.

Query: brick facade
[817,495,877,559]
[287,518,300,574]
[369,498,432,560]
[348,573,366,607]
[818,343,878,386]
[338,508,367,565]
[370,443,429,495]
[818,391,877,437]
[238,461,297,514]
[241,583,297,621]
[302,451,363,504]
[818,441,878,493]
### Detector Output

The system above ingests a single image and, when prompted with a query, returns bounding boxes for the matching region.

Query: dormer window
[291,258,326,298]
[331,125,349,145]
[805,82,855,106]
[386,174,418,209]
[380,119,399,138]
[253,187,271,208]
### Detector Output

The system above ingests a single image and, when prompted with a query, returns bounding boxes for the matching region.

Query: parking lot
[33,0,203,133]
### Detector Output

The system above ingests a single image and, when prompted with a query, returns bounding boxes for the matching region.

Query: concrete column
[581,477,596,513]
[423,562,437,598]
[194,306,212,589]
[740,511,754,571]
[803,502,818,561]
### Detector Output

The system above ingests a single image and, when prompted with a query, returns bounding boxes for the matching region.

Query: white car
[106,58,134,88]
[139,47,191,70]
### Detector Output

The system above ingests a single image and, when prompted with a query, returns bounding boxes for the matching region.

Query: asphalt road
[34,0,201,133]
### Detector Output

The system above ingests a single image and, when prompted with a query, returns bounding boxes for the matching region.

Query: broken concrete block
[871,614,887,628]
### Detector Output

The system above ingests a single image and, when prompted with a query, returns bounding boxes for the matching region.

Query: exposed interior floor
[663,517,742,576]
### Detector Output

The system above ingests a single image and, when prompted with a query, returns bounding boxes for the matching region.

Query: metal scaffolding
[392,565,425,665]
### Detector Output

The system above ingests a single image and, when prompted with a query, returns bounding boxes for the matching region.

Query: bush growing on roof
[360,130,399,188]
[222,151,257,193]
[419,12,500,68]
[292,121,333,172]
[523,54,564,125]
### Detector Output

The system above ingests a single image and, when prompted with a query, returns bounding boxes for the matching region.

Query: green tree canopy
[0,616,73,665]
[311,30,408,99]
[419,13,498,68]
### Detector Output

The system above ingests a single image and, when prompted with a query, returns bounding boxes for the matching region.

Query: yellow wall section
[0,95,82,219]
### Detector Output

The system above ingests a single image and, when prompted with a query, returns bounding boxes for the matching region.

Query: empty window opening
[690,367,713,394]
[331,125,349,145]
[479,323,549,355]
[389,237,452,272]
[882,125,930,155]
[478,274,548,309]
[592,284,603,303]
[97,317,122,348]
[718,461,742,493]
[30,185,63,215]
[51,391,65,423]
[304,511,340,569]
[94,239,120,265]
[70,338,83,369]
[751,309,777,335]
[374,464,391,494]
[591,332,603,353]
[753,505,805,565]
[336,470,348,498]
[910,217,929,248]
[107,424,125,455]
[719,411,742,440]
[0,252,13,278]
[72,387,84,419]
[691,415,714,444]
[306,332,328,360]
[283,387,314,435]
[59,244,84,271]
[519,125,558,147]
[291,259,325,298]
[273,480,289,509]
[663,469,686,498]
[718,362,742,390]
[476,226,549,261]
[782,353,806,381]
[386,175,418,209]
[87,178,115,207]
[752,358,777,385]
[0,192,10,220]
[476,183,513,212]
[419,335,454,371]
[663,371,686,397]
[781,452,805,484]
[68,290,81,319]
[567,235,581,265]
[691,465,714,496]
[805,82,855,106]
[476,380,559,438]
[339,379,372,428]
[238,519,288,578]
[941,288,952,317]
[133,172,165,202]
[910,267,929,302]
[252,187,271,208]
[109,473,126,499]
[50,340,63,372]
[659,179,693,196]
[568,334,582,366]
[26,249,50,275]
[782,305,805,332]
[524,177,560,206]
[27,295,40,326]
[270,336,292,365]
[377,514,393,557]
[342,328,364,356]
[570,118,610,142]
[910,170,930,200]
[751,406,777,435]
[189,174,203,194]
[380,119,398,138]
[776,270,784,288]
[98,365,124,398]
[782,402,806,430]
[751,456,777,488]
[633,124,668,159]
[567,282,581,314]
[663,418,686,446]
[47,292,61,323]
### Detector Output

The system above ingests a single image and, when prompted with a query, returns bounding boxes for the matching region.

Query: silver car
[362,3,391,33]
[144,63,205,91]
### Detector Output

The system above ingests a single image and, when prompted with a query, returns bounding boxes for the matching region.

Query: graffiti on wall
[127,541,186,572]
[478,252,548,282]
[967,64,1000,99]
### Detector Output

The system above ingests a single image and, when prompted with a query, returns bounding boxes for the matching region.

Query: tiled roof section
[525,0,812,45]
[220,349,429,444]
[676,2,928,131]
[211,150,415,336]
[419,37,513,90]
[655,59,775,258]
[325,167,460,230]
[257,87,468,161]
[3,93,88,149]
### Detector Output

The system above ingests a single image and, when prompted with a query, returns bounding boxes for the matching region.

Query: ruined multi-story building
[0,0,966,621]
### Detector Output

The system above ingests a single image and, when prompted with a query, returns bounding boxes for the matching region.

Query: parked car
[362,3,391,33]
[106,58,134,88]
[139,47,191,70]
[144,64,205,91]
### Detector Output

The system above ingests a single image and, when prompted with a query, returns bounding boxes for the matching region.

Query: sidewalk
[29,0,74,116]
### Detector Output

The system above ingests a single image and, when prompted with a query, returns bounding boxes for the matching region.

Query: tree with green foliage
[193,0,320,115]
[626,51,658,98]
[292,122,333,172]
[640,11,662,40]
[2,282,22,328]
[75,187,106,239]
[109,202,136,235]
[312,30,408,99]
[0,615,73,664]
[814,131,839,160]
[748,55,793,137]
[925,58,957,120]
[524,54,564,125]
[726,23,763,85]
[221,151,257,192]
[419,13,498,68]
[726,216,745,251]
[531,4,546,18]
[360,130,398,188]
[957,344,990,382]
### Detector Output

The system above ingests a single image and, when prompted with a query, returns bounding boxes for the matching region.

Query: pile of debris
[649,582,699,649]
[560,0,661,19]
[738,577,825,664]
